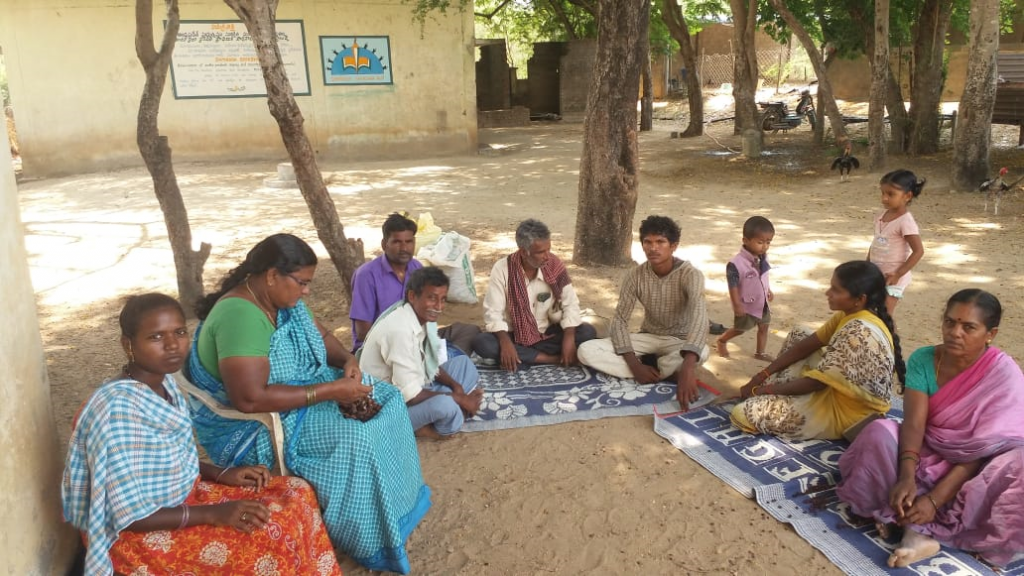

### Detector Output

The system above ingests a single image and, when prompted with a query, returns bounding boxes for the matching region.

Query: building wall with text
[0,0,477,176]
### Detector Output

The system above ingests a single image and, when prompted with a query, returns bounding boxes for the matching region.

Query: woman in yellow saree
[731,261,905,440]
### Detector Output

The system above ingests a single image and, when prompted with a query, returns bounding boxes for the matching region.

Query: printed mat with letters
[654,403,1023,576]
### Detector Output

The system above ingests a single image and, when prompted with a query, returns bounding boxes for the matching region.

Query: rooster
[831,143,860,182]
[978,167,1024,216]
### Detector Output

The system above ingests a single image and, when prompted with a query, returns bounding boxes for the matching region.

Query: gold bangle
[751,385,760,397]
[926,494,940,511]
[305,385,317,407]
[759,368,771,380]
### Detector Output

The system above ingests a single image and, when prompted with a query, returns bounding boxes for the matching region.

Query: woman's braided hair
[195,233,317,320]
[833,261,906,385]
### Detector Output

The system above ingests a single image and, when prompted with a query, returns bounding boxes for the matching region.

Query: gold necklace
[246,279,277,325]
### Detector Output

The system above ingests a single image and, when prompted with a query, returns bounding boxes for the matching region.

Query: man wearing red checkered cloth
[471,219,597,372]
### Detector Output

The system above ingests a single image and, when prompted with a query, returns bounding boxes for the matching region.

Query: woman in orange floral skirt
[62,293,341,576]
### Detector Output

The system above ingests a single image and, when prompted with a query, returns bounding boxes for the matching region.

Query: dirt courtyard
[19,108,1024,574]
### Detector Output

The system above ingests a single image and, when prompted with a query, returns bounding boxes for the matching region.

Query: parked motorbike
[758,90,816,133]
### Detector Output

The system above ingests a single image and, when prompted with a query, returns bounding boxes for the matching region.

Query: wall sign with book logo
[320,36,393,86]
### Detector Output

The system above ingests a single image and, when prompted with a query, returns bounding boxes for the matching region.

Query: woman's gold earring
[127,342,135,363]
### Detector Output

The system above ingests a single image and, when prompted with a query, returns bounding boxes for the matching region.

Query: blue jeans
[407,355,479,435]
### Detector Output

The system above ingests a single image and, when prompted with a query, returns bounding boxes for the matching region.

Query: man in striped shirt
[578,215,710,410]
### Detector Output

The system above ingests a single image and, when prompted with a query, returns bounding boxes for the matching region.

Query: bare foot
[715,339,730,358]
[534,352,561,365]
[414,426,451,441]
[887,528,941,568]
[460,388,486,417]
[754,352,774,362]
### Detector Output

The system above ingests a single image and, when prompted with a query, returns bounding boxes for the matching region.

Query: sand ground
[19,95,1024,574]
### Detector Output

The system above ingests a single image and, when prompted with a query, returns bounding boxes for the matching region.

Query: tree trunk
[768,0,847,147]
[908,0,953,155]
[660,0,703,136]
[850,0,910,152]
[573,0,649,266]
[952,0,999,190]
[224,0,364,296]
[729,0,760,142]
[135,0,211,313]
[640,47,653,131]
[868,0,889,169]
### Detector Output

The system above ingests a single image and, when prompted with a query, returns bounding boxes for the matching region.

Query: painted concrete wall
[0,108,77,573]
[0,0,477,176]
[695,23,784,56]
[828,45,1021,102]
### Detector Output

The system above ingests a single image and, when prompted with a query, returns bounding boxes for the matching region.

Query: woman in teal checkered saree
[186,234,431,574]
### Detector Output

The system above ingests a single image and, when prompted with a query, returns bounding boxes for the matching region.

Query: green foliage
[1000,0,1022,34]
[752,0,1016,65]
[407,0,472,26]
[948,0,1016,36]
[758,0,821,44]
[682,0,730,26]
[474,0,596,74]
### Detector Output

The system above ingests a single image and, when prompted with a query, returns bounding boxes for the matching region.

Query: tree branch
[546,0,579,39]
[158,0,180,64]
[564,0,596,17]
[135,0,158,68]
[474,0,513,19]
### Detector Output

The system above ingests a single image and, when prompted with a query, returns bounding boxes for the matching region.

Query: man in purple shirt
[350,213,423,349]
[350,213,480,353]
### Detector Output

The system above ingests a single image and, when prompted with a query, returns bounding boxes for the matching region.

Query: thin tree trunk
[641,48,653,131]
[952,0,999,190]
[768,0,847,147]
[729,0,760,141]
[573,0,649,266]
[850,0,909,152]
[224,0,364,296]
[887,58,910,152]
[547,0,579,39]
[135,0,210,312]
[908,0,953,155]
[660,0,703,136]
[868,0,889,169]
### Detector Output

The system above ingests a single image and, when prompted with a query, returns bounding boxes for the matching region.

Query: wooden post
[775,45,784,92]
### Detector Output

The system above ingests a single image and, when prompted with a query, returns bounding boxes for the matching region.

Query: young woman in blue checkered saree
[62,293,340,576]
[187,234,431,574]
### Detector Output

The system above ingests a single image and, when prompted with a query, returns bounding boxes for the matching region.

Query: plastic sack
[416,212,443,250]
[417,231,478,304]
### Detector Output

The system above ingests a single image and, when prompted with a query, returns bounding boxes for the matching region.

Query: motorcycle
[758,90,817,133]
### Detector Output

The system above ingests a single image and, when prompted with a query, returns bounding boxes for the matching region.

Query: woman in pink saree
[837,289,1024,568]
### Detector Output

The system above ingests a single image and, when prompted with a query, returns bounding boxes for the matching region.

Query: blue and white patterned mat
[461,364,717,432]
[654,403,1024,576]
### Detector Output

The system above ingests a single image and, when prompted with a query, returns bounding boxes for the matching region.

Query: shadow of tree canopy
[23,123,1024,452]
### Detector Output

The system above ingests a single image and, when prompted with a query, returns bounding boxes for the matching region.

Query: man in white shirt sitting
[472,219,597,372]
[359,267,483,438]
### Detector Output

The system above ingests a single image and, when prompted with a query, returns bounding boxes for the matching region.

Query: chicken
[978,167,1023,216]
[830,144,860,182]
